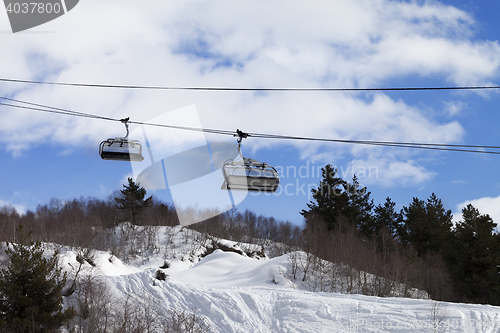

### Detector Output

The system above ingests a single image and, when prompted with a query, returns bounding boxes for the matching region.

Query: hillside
[27,224,498,332]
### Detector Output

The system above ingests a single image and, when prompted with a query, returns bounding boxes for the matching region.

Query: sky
[1,0,500,227]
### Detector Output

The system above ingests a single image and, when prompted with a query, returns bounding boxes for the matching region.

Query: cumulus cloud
[0,0,499,188]
[443,101,467,116]
[454,196,500,228]
[0,200,27,214]
[348,157,436,188]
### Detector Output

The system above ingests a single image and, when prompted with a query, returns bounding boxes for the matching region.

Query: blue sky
[1,0,500,226]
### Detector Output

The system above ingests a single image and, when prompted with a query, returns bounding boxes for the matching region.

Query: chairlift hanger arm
[120,117,131,140]
[235,129,249,160]
[231,129,270,168]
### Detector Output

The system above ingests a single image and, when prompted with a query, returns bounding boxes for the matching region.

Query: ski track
[104,271,500,333]
[49,226,500,333]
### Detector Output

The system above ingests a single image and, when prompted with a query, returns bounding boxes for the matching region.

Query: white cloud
[443,101,467,116]
[119,173,135,189]
[0,200,27,215]
[348,157,436,188]
[454,196,500,227]
[0,0,499,188]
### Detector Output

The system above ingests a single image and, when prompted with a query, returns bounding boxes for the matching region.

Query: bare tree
[428,300,448,333]
[72,272,113,333]
[161,308,211,333]
[287,251,300,280]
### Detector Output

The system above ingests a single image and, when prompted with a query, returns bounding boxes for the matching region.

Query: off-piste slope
[9,224,500,332]
[70,247,500,332]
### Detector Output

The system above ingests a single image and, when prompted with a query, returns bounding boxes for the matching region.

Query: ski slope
[22,225,500,332]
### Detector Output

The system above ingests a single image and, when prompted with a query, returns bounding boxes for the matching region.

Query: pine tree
[115,177,152,225]
[424,193,453,254]
[346,175,374,236]
[449,204,500,304]
[399,194,452,257]
[300,164,373,232]
[372,197,401,260]
[373,197,400,238]
[0,225,74,332]
[300,165,349,231]
[398,197,426,254]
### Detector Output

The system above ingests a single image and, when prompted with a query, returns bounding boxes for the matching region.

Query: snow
[89,248,500,332]
[59,249,141,277]
[170,250,288,287]
[4,225,500,332]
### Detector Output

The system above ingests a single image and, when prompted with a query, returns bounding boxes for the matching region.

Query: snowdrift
[3,225,500,332]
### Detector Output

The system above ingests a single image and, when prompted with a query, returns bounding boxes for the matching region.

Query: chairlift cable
[0,102,114,121]
[0,96,115,121]
[129,120,235,136]
[240,132,500,154]
[1,96,500,154]
[247,132,500,149]
[0,77,499,92]
[0,97,234,136]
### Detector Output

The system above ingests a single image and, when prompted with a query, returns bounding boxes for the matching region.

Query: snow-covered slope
[24,225,500,332]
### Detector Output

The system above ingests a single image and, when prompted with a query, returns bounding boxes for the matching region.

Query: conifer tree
[115,177,152,225]
[450,204,500,304]
[372,197,401,260]
[399,193,453,257]
[346,175,374,236]
[372,197,400,238]
[0,225,73,332]
[300,164,349,231]
[301,164,373,232]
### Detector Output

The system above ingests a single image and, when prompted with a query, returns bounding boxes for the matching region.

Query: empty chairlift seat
[222,160,279,193]
[99,117,144,162]
[221,129,279,193]
[99,138,144,162]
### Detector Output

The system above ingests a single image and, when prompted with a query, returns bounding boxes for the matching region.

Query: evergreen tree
[115,177,152,225]
[0,225,73,332]
[346,175,374,236]
[372,197,400,238]
[301,164,373,232]
[449,204,500,304]
[399,193,453,257]
[301,164,348,230]
[372,197,401,260]
[398,197,426,253]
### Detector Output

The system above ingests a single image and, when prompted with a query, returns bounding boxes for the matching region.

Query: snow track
[97,251,500,333]
[53,226,500,333]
